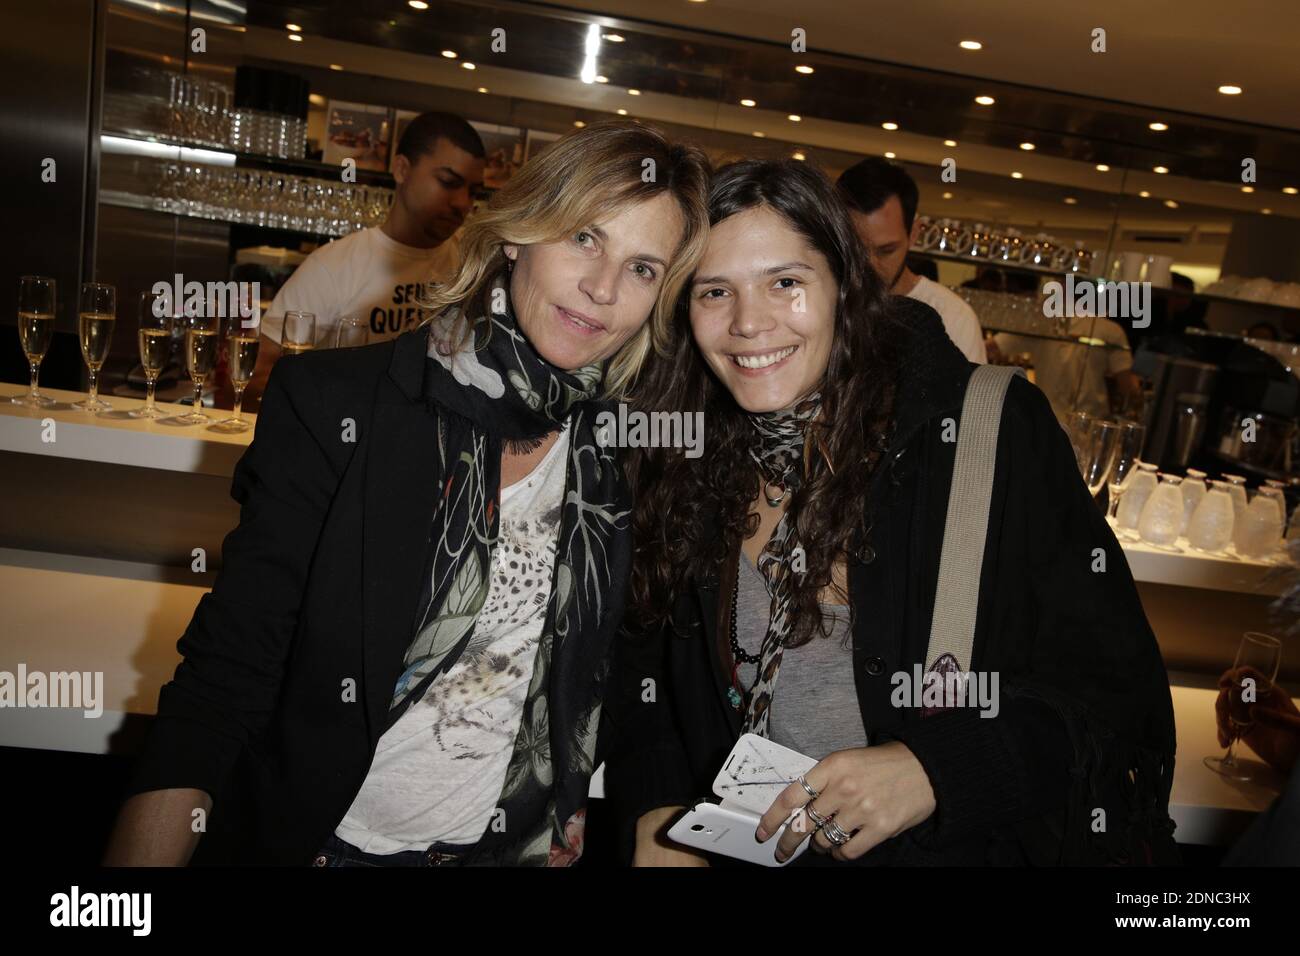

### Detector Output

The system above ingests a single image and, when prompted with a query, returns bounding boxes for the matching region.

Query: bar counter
[0,388,1293,847]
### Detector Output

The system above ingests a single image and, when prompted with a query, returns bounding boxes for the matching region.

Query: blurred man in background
[837,157,986,364]
[245,112,485,404]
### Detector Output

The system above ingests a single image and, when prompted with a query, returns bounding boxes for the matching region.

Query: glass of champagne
[13,276,57,407]
[212,321,259,433]
[1105,422,1146,521]
[1205,632,1283,782]
[1079,419,1120,498]
[177,310,220,424]
[334,315,369,349]
[282,311,316,355]
[73,282,116,411]
[131,290,174,419]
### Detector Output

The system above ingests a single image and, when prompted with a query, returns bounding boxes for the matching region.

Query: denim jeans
[310,832,473,867]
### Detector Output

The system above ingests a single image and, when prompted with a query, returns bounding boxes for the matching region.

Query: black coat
[124,330,628,864]
[603,300,1178,866]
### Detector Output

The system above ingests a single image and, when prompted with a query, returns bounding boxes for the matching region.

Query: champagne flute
[73,282,115,411]
[1079,419,1121,498]
[282,310,316,355]
[13,276,57,407]
[1105,422,1146,521]
[1205,632,1284,782]
[131,290,174,419]
[334,315,369,349]
[211,321,259,433]
[177,310,220,424]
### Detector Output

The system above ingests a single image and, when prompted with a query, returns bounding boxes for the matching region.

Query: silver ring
[821,820,851,846]
[804,805,829,829]
[796,775,820,800]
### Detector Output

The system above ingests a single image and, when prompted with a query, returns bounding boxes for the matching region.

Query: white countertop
[1112,517,1295,597]
[0,384,253,478]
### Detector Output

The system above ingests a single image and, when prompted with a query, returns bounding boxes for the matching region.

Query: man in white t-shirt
[995,314,1141,423]
[837,157,986,364]
[247,112,486,404]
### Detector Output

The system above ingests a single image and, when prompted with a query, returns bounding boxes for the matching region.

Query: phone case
[667,801,810,867]
[711,732,819,816]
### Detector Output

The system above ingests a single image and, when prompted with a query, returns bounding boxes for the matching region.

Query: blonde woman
[105,120,711,867]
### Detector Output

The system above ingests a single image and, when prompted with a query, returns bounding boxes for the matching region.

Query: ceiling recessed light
[286,23,302,31]
[461,62,476,70]
[795,65,814,74]
[944,139,957,147]
[441,50,457,58]
[740,98,756,107]
[603,33,624,42]
[1262,208,1273,215]
[595,75,608,83]
[308,93,326,106]
[627,89,641,95]
[1242,186,1255,193]
[477,87,489,93]
[1096,164,1110,172]
[942,191,953,199]
[753,131,766,138]
[1139,190,1151,197]
[959,40,982,50]
[974,95,995,106]
[788,114,801,122]
[1019,142,1035,151]
[1011,171,1023,179]
[1218,84,1243,95]
[1149,121,1168,131]
[616,108,628,115]
[1284,187,1300,195]
[328,63,344,71]
[882,122,899,130]
[288,33,303,41]
[884,151,896,159]
[1064,197,1078,204]
[574,121,586,128]
[408,0,428,8]
[1153,165,1169,174]
[1164,199,1179,208]
[792,150,806,160]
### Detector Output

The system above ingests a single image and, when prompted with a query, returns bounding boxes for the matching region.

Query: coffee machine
[1132,331,1300,482]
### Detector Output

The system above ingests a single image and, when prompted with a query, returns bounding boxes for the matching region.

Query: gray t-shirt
[735,551,868,759]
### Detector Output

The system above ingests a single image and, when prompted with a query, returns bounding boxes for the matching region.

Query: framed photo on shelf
[470,120,525,189]
[323,101,392,172]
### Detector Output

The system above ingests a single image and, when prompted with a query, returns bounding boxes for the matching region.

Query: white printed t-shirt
[259,226,460,349]
[334,423,571,853]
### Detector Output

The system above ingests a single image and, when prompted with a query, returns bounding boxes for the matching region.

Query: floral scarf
[741,392,823,737]
[388,271,632,865]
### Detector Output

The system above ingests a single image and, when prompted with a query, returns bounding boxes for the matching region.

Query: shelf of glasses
[99,189,368,240]
[0,385,253,478]
[984,326,1131,349]
[918,248,1300,315]
[101,127,398,188]
[1110,517,1295,596]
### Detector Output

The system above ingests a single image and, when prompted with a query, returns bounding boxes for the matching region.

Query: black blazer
[604,300,1178,866]
[125,330,617,864]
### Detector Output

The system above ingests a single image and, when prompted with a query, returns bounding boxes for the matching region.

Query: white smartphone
[667,800,811,867]
[711,732,819,815]
[667,733,821,865]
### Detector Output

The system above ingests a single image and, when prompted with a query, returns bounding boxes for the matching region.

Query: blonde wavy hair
[418,119,711,398]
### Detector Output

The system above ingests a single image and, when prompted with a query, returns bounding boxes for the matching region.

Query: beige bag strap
[923,364,1025,673]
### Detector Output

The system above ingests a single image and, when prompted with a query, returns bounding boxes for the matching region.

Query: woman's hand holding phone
[756,741,936,863]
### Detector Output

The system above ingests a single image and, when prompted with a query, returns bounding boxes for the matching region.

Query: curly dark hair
[626,158,905,646]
